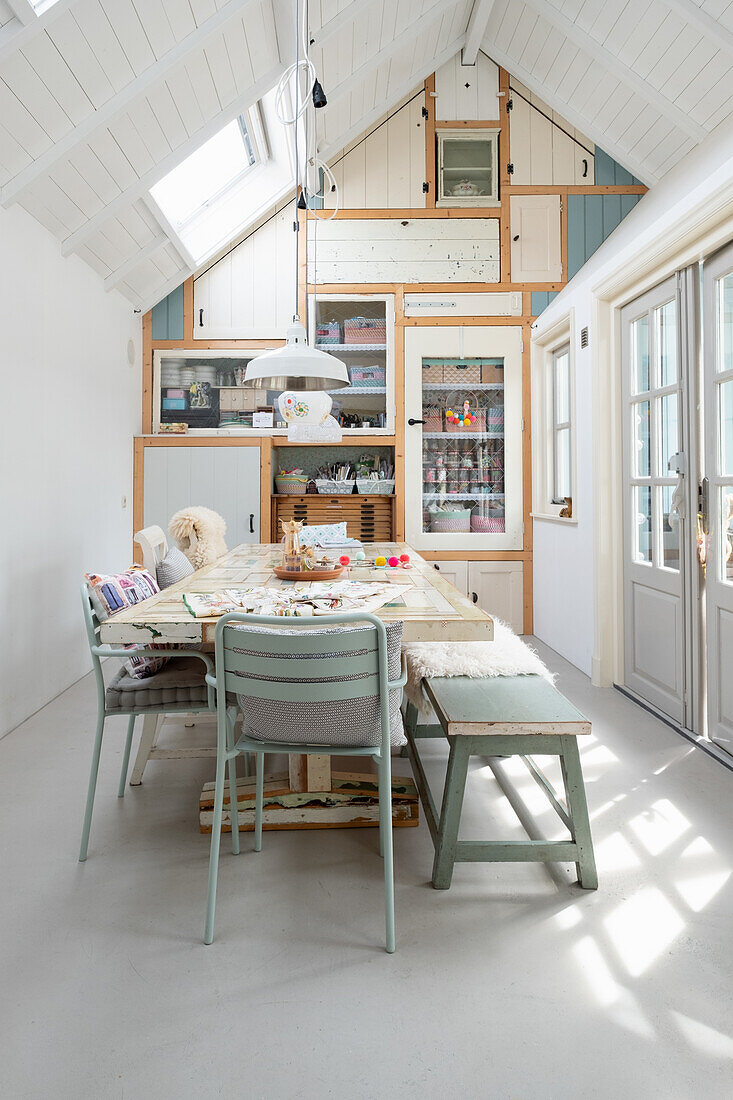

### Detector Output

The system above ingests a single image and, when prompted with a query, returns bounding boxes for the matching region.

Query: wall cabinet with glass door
[153,350,282,434]
[404,326,524,550]
[436,129,500,207]
[307,293,396,433]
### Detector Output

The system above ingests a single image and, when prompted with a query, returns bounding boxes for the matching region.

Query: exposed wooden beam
[0,0,75,63]
[326,0,463,105]
[103,233,168,292]
[309,0,382,48]
[320,33,468,161]
[482,42,659,186]
[137,265,196,317]
[59,63,283,257]
[662,0,733,61]
[141,193,197,271]
[462,0,496,65]
[519,0,700,141]
[1,0,261,206]
[5,0,36,27]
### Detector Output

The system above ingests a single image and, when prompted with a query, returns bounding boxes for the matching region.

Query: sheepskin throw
[169,506,228,570]
[403,620,553,716]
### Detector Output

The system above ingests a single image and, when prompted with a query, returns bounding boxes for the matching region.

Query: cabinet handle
[433,563,440,571]
[199,308,204,327]
[408,418,425,426]
[513,234,519,242]
[249,513,255,534]
[582,158,588,178]
[471,592,478,604]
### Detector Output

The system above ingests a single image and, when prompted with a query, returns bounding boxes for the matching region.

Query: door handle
[407,418,424,426]
[582,158,588,178]
[249,513,255,534]
[471,592,478,604]
[199,308,204,327]
[513,234,519,242]
[700,477,710,533]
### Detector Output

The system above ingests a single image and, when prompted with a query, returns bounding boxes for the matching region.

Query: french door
[702,241,733,753]
[621,276,688,725]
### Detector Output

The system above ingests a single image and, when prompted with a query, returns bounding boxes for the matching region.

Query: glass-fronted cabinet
[436,129,500,207]
[404,326,523,549]
[308,293,395,433]
[153,350,280,432]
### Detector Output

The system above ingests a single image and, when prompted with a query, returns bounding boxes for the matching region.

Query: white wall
[0,203,141,737]
[531,116,733,678]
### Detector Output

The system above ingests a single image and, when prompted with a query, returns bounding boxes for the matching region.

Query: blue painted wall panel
[602,194,622,239]
[531,290,559,316]
[567,194,587,280]
[151,283,184,340]
[594,147,643,186]
[584,194,604,259]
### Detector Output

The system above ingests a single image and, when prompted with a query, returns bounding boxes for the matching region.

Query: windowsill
[531,511,579,526]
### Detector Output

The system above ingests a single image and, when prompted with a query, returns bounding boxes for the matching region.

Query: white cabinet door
[143,446,261,546]
[468,562,525,634]
[193,208,295,339]
[510,195,562,282]
[429,560,468,594]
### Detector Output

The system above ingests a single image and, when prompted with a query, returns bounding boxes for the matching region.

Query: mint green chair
[78,583,219,861]
[204,612,407,952]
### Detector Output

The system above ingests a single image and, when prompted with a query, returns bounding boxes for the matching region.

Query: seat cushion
[105,657,209,712]
[234,620,405,748]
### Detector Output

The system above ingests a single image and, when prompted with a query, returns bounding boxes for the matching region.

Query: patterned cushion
[105,657,208,712]
[85,566,159,621]
[234,620,405,748]
[156,546,195,589]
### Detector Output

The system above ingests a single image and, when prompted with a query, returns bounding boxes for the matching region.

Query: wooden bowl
[273,564,346,582]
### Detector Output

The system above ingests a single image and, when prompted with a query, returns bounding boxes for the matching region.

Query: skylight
[151,116,257,234]
[30,0,62,12]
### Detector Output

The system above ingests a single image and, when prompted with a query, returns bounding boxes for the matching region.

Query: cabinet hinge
[521,418,525,431]
[506,97,513,113]
[422,181,429,193]
[507,163,514,175]
[421,105,429,119]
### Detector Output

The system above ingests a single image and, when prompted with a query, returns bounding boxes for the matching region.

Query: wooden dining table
[101,543,495,830]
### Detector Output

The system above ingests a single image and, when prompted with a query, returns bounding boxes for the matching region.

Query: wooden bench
[404,675,598,890]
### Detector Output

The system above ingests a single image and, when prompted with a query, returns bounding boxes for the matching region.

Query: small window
[552,344,572,503]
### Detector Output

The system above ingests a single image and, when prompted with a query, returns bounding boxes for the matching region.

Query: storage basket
[444,410,483,433]
[443,363,482,385]
[487,408,504,431]
[343,317,386,344]
[423,407,443,432]
[356,478,395,495]
[422,363,444,383]
[350,365,386,387]
[315,320,341,344]
[471,515,505,532]
[481,361,504,383]
[316,478,355,494]
[430,510,471,533]
[275,475,308,495]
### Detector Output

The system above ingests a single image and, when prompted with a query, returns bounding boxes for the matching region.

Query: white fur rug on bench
[402,620,553,717]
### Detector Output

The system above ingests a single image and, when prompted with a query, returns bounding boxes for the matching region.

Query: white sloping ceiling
[0,0,730,312]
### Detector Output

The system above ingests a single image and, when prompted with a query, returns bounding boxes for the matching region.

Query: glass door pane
[313,297,390,430]
[420,358,505,535]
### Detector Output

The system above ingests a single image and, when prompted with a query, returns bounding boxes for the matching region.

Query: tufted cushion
[235,620,405,748]
[156,546,194,589]
[105,657,208,712]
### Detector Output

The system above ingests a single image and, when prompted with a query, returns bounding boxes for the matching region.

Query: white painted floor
[1,640,732,1099]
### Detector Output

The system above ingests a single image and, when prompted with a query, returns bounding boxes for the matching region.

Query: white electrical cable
[274,0,315,126]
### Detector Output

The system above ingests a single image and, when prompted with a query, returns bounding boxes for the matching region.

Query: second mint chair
[203,612,406,952]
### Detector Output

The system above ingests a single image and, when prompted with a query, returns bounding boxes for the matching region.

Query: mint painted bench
[404,675,598,890]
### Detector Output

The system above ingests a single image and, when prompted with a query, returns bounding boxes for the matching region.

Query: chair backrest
[81,583,107,709]
[134,525,168,576]
[214,612,396,750]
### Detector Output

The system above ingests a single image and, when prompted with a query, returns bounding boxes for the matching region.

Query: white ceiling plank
[59,60,283,256]
[141,191,197,270]
[1,0,262,205]
[309,0,381,47]
[320,31,468,160]
[480,42,659,184]
[519,0,701,140]
[661,0,733,60]
[5,0,35,26]
[0,0,75,62]
[103,230,168,290]
[137,264,195,315]
[326,0,463,106]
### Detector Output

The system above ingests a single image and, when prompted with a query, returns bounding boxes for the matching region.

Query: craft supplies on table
[181,580,408,619]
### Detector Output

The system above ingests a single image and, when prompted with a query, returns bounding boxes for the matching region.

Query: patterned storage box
[443,363,482,385]
[350,365,386,387]
[162,398,187,410]
[471,515,505,532]
[430,510,471,533]
[344,317,387,344]
[315,320,341,344]
[487,408,504,431]
[356,478,395,495]
[424,407,443,432]
[422,363,444,383]
[316,479,355,494]
[481,361,504,383]
[275,475,308,495]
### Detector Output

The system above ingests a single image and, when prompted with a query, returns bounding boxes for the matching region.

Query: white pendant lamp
[243,318,348,391]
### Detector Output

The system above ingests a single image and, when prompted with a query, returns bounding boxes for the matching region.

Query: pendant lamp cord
[293,0,300,324]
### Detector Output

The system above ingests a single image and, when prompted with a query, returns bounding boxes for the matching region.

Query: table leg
[288,755,307,792]
[559,736,598,890]
[307,755,332,791]
[432,738,470,890]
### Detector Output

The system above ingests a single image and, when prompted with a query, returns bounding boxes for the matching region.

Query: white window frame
[551,343,572,503]
[531,309,577,523]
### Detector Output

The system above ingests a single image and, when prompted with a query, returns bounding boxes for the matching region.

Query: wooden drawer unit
[272,496,394,543]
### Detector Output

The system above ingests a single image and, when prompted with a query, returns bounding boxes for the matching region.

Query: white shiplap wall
[433,50,500,119]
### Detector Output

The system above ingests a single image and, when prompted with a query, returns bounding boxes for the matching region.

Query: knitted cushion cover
[156,546,195,589]
[235,619,405,748]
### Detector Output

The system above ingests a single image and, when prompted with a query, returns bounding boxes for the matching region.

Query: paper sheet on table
[182,581,411,618]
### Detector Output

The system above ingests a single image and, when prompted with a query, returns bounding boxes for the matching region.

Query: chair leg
[117,715,136,797]
[79,714,106,862]
[377,751,396,953]
[204,750,227,945]
[432,738,470,890]
[129,713,160,786]
[226,711,240,857]
[560,736,598,890]
[254,752,264,852]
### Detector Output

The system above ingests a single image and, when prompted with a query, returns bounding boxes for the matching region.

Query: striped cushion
[234,620,405,748]
[156,546,194,589]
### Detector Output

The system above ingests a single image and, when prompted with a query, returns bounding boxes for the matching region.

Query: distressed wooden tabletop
[100,543,495,645]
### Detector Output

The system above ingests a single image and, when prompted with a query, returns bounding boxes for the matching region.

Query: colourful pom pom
[446,409,453,418]
[355,550,366,560]
[339,555,350,566]
[388,556,399,567]
[375,555,387,567]
[463,417,470,426]
[399,553,410,563]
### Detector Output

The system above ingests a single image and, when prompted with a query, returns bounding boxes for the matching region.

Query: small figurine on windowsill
[559,496,573,518]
